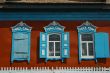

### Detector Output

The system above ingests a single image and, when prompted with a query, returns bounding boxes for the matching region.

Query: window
[77,21,110,63]
[80,34,94,59]
[11,21,32,63]
[48,33,61,58]
[40,21,70,62]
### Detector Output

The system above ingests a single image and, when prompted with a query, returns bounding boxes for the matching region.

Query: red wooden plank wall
[0,21,110,68]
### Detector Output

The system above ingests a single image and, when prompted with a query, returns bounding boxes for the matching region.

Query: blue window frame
[77,21,110,63]
[40,21,70,62]
[11,21,32,63]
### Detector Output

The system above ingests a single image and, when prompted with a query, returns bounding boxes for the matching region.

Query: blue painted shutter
[14,33,28,59]
[62,32,70,58]
[95,33,109,58]
[40,32,47,58]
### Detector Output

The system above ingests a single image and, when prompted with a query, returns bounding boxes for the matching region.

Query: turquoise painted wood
[11,21,32,63]
[14,33,28,59]
[62,32,70,58]
[40,21,70,62]
[77,21,96,33]
[1,12,110,20]
[77,21,96,63]
[104,33,110,57]
[95,33,110,58]
[40,32,47,58]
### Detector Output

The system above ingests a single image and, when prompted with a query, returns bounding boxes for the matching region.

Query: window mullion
[87,42,89,56]
[81,42,82,57]
[54,42,55,57]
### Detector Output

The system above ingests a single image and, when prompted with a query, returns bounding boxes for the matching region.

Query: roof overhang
[0,3,110,11]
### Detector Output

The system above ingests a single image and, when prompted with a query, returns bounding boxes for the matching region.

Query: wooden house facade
[0,1,110,71]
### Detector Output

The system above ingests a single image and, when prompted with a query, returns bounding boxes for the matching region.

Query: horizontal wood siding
[0,21,110,68]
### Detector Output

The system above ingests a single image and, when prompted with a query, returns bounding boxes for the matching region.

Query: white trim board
[0,67,110,73]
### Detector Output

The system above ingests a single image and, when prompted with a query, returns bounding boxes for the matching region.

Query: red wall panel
[0,21,110,68]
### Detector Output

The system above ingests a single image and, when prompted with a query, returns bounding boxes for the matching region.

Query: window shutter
[13,33,29,59]
[95,33,109,58]
[14,33,28,39]
[40,32,47,58]
[62,32,70,58]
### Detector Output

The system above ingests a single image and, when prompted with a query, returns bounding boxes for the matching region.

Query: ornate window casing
[77,21,109,63]
[11,21,32,63]
[40,21,70,62]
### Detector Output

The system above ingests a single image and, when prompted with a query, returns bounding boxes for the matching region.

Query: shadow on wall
[36,36,45,64]
[97,58,107,64]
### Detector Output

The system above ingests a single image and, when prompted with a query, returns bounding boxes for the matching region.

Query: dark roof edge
[0,3,110,11]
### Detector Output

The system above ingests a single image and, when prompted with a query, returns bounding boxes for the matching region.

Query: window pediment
[77,21,96,33]
[44,21,65,32]
[12,21,32,32]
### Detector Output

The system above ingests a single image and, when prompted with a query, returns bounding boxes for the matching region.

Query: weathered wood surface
[6,0,79,3]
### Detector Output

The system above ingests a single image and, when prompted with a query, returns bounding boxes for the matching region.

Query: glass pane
[88,43,94,56]
[81,34,93,41]
[55,42,60,52]
[55,53,60,56]
[49,53,54,56]
[49,34,60,41]
[82,43,87,56]
[49,42,54,53]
